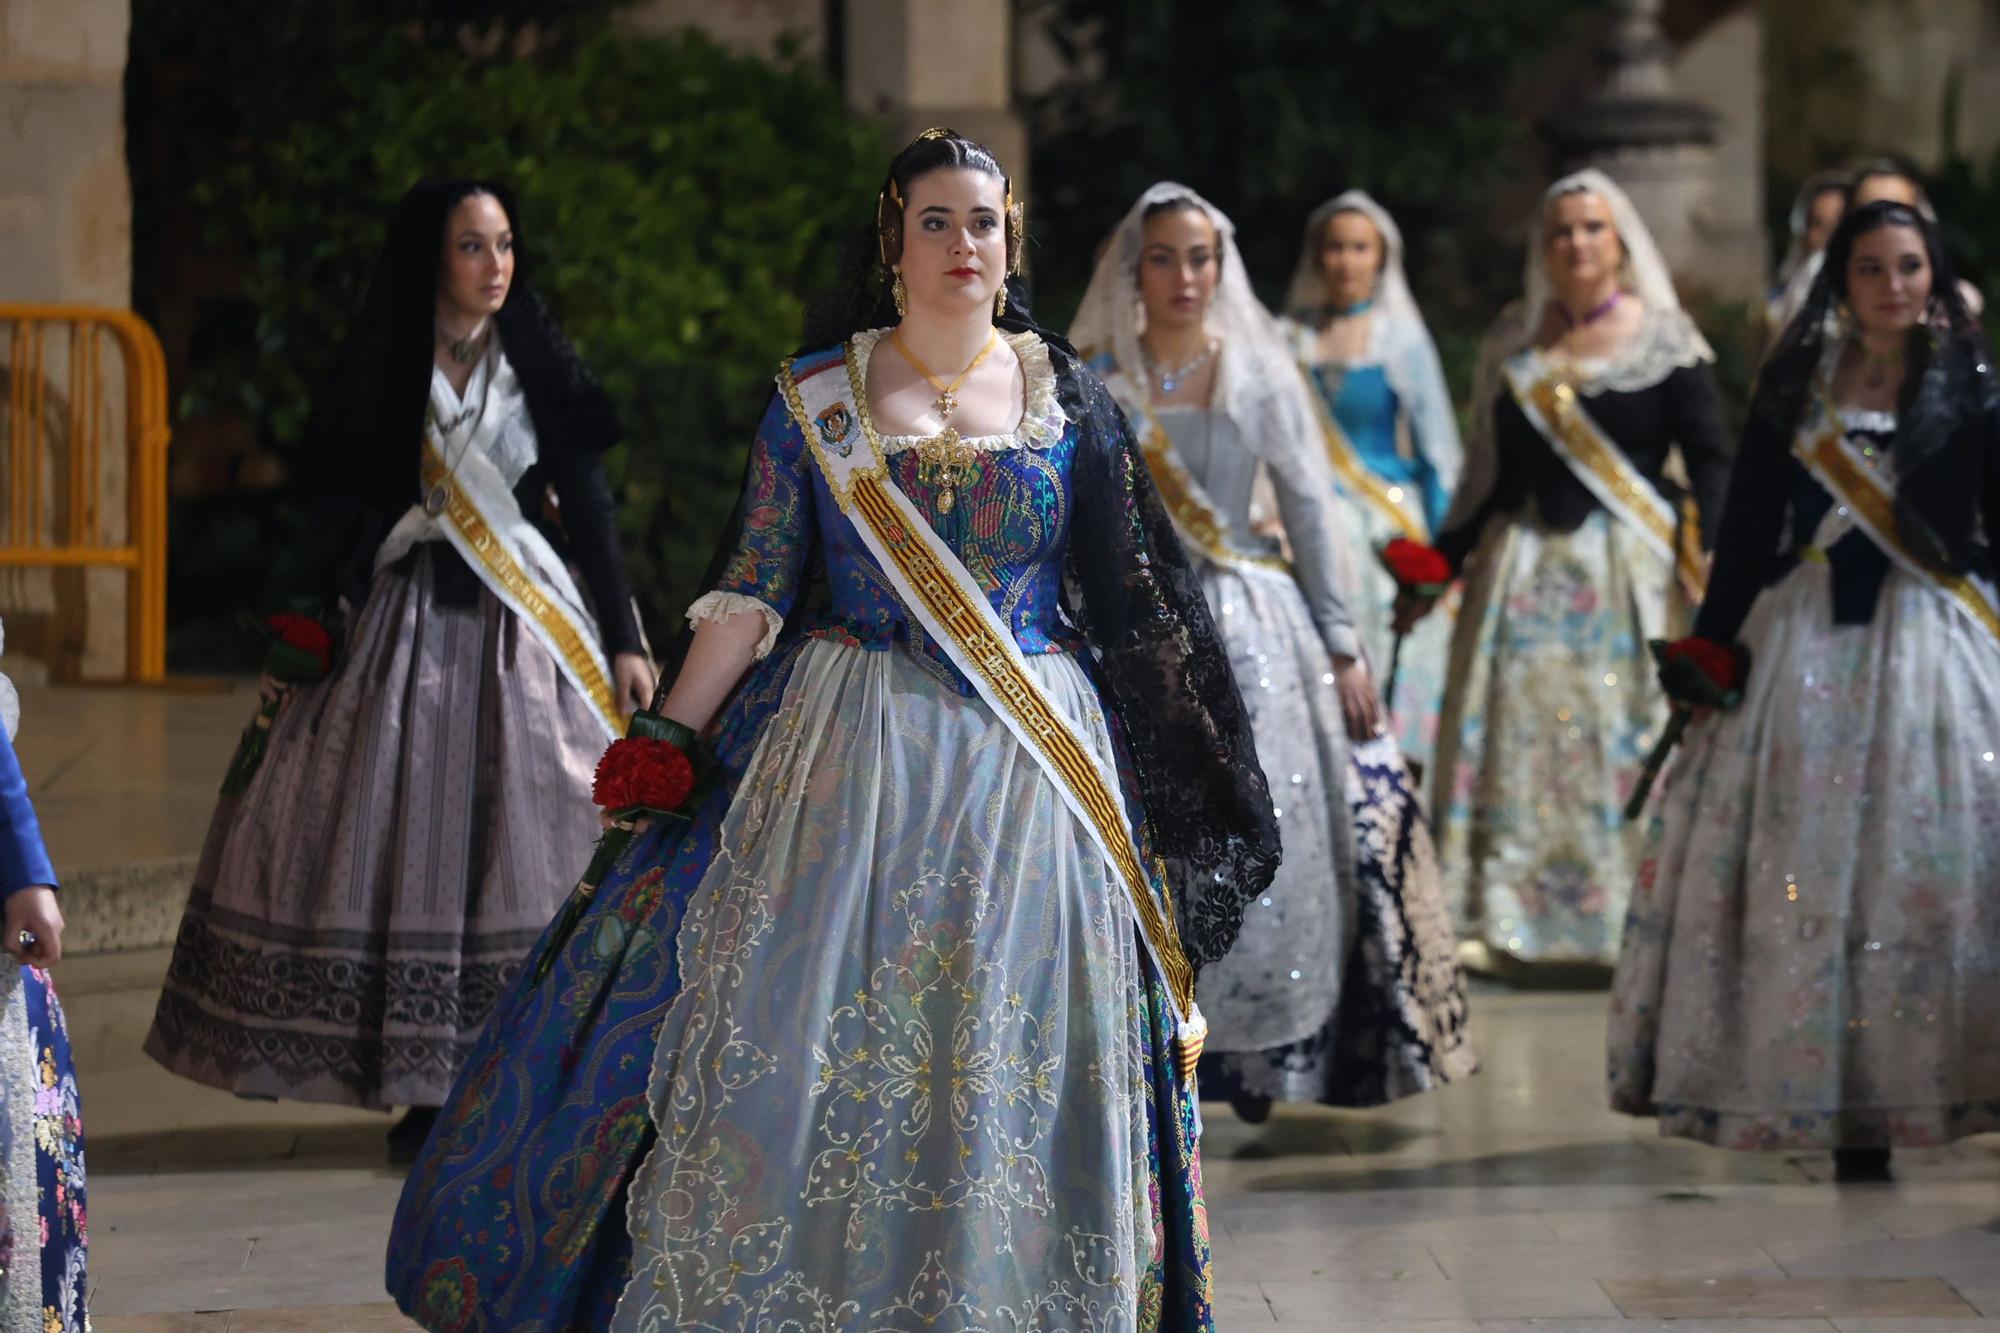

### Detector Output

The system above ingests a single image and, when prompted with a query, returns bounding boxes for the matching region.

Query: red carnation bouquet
[219,608,337,797]
[1378,537,1453,597]
[1623,636,1750,820]
[1374,538,1454,714]
[531,708,708,983]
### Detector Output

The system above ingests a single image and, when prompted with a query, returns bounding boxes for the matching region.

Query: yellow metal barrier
[0,306,171,680]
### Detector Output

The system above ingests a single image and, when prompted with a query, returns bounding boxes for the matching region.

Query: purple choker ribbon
[1558,291,1624,328]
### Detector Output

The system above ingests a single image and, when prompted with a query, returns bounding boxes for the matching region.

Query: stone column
[0,0,135,681]
[842,0,1026,193]
[1542,0,1732,298]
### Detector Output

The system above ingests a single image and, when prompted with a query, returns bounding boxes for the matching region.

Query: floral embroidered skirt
[1609,560,2000,1148]
[1193,562,1472,1108]
[387,638,1215,1332]
[1434,511,1681,968]
[0,965,87,1331]
[146,544,608,1108]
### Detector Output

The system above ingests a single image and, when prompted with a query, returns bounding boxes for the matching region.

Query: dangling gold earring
[994,286,1007,318]
[893,270,907,317]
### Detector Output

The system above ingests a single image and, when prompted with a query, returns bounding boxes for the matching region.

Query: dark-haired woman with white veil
[1072,183,1472,1121]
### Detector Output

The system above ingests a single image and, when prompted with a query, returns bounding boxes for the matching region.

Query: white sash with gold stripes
[1100,369,1290,577]
[1504,352,1706,599]
[1792,411,2000,650]
[417,431,623,738]
[778,343,1205,1051]
[1296,357,1428,542]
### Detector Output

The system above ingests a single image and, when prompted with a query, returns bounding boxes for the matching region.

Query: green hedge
[137,11,883,658]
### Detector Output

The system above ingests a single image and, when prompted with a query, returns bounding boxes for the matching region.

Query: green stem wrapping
[527,709,715,987]
[218,694,283,798]
[530,818,638,984]
[1623,704,1692,822]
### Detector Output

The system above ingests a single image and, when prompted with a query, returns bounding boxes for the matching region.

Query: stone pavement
[69,950,2000,1330]
[12,686,2000,1329]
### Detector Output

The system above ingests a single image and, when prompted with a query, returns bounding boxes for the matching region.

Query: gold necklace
[889,328,1001,515]
[1853,335,1904,393]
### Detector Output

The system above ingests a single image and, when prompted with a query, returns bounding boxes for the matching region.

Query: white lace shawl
[1445,168,1714,533]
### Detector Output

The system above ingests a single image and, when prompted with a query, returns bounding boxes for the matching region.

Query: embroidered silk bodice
[1308,361,1449,534]
[704,330,1083,694]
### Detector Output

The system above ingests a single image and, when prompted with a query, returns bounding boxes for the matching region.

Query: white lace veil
[1068,181,1332,492]
[1283,189,1419,332]
[1773,170,1849,297]
[1446,168,1712,532]
[1281,190,1464,505]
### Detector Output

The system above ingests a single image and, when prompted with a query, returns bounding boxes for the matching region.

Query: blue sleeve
[0,728,57,896]
[711,392,818,619]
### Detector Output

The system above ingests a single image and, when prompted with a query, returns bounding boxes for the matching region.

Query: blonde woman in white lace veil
[1282,190,1465,769]
[1073,183,1473,1120]
[0,621,89,1331]
[1402,168,1733,976]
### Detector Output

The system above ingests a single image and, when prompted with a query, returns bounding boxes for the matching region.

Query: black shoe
[388,1106,441,1167]
[1229,1093,1274,1125]
[1833,1146,1892,1182]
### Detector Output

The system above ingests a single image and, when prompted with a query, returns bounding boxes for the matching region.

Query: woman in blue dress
[0,623,89,1332]
[1282,192,1464,768]
[386,131,1278,1331]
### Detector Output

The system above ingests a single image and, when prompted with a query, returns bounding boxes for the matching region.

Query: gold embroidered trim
[1137,425,1291,575]
[1796,420,2000,647]
[774,344,1199,1025]
[1304,364,1426,541]
[420,437,622,731]
[1518,374,1708,599]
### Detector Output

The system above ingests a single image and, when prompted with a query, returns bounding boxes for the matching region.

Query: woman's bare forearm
[656,611,769,733]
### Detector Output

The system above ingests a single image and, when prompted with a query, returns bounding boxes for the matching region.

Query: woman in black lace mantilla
[146,178,654,1162]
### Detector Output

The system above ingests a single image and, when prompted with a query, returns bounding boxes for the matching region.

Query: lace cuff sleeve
[685,591,783,661]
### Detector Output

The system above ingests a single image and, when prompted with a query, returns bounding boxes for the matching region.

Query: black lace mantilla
[1052,341,1282,972]
[666,323,1281,975]
[659,302,1280,972]
[291,179,641,653]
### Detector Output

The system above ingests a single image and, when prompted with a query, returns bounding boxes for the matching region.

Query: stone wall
[0,0,135,682]
[1674,5,1766,302]
[1766,0,2000,181]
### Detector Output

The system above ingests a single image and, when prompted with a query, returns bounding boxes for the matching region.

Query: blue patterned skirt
[385,638,1215,1330]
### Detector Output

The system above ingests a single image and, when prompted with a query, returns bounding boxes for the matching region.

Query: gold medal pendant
[919,425,976,515]
[424,485,449,517]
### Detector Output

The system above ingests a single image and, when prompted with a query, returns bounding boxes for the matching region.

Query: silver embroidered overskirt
[614,638,1157,1332]
[1192,561,1355,1053]
[1609,558,2000,1148]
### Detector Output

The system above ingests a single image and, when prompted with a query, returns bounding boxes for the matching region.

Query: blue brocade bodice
[712,332,1084,694]
[1309,361,1449,534]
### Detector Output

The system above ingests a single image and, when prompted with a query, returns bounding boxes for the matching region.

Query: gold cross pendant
[934,391,959,420]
